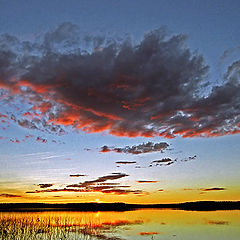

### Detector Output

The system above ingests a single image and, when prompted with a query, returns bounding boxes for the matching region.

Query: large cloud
[67,173,129,188]
[0,22,240,138]
[26,172,146,195]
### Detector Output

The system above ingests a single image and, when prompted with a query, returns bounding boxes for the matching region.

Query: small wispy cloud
[136,180,158,183]
[115,161,136,164]
[201,187,226,192]
[69,174,87,177]
[0,193,22,198]
[38,183,54,188]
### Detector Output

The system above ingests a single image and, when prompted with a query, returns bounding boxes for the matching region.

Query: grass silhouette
[0,214,127,240]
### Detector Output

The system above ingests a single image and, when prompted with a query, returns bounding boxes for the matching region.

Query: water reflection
[0,209,239,239]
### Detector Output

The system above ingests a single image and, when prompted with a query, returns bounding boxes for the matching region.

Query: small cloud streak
[136,180,158,183]
[182,187,226,192]
[115,161,136,164]
[150,155,197,168]
[38,184,54,188]
[0,193,22,198]
[36,137,47,143]
[201,187,226,192]
[70,174,87,177]
[26,187,144,195]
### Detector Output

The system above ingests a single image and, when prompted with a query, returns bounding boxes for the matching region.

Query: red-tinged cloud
[101,142,169,154]
[9,138,21,143]
[100,146,111,153]
[115,161,136,164]
[26,187,144,195]
[26,188,89,193]
[136,180,158,183]
[96,183,120,185]
[201,187,226,192]
[67,173,129,188]
[0,193,22,198]
[27,172,146,195]
[0,23,240,138]
[101,189,144,195]
[38,183,54,188]
[36,137,47,143]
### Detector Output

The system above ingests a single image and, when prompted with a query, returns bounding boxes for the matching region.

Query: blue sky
[0,0,239,203]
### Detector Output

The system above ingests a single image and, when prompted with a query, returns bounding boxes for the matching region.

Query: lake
[0,209,239,240]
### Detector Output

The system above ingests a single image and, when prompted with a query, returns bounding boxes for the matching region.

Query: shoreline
[0,201,239,212]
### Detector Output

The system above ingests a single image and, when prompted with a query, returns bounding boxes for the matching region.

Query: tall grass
[0,213,125,240]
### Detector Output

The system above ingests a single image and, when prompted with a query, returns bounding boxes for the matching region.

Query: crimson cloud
[0,23,240,138]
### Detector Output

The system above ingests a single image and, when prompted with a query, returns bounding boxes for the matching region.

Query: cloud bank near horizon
[1,22,240,139]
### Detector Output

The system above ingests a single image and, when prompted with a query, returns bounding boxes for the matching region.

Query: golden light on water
[1,209,240,239]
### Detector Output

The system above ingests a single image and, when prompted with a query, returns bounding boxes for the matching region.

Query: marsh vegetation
[0,213,127,240]
[0,209,239,240]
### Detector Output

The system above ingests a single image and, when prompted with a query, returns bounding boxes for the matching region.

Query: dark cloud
[36,136,47,143]
[38,183,54,188]
[26,188,88,193]
[100,146,111,153]
[182,187,226,192]
[115,161,136,164]
[0,23,240,138]
[97,182,120,185]
[0,193,22,198]
[201,187,226,192]
[152,158,173,163]
[26,187,144,195]
[150,157,176,167]
[101,189,143,195]
[150,155,196,168]
[136,180,158,183]
[101,142,169,154]
[26,172,146,195]
[67,173,129,188]
[69,174,87,177]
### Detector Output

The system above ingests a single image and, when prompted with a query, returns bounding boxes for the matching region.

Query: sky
[0,0,239,203]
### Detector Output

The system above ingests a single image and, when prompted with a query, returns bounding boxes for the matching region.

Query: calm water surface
[0,209,239,240]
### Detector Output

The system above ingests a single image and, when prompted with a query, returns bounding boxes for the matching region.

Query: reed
[0,213,118,240]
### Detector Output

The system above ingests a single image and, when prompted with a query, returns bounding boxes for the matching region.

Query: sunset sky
[0,0,239,203]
